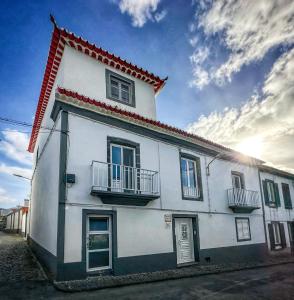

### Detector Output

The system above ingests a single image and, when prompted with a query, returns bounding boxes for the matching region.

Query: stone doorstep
[53,258,294,292]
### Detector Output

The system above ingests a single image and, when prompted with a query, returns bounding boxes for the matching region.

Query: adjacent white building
[259,166,294,252]
[27,20,292,281]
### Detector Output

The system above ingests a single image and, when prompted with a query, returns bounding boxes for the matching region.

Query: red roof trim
[56,87,242,155]
[28,22,167,153]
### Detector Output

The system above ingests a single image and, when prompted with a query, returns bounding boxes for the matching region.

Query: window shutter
[279,223,286,248]
[262,180,269,206]
[282,183,292,209]
[274,183,281,207]
[268,223,275,250]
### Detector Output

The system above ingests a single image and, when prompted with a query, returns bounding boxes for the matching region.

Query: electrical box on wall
[66,174,76,184]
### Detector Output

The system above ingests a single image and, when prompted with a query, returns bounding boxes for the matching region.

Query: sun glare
[236,136,263,159]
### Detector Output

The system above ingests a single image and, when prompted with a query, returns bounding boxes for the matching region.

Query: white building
[259,166,294,252]
[28,19,285,281]
[5,206,29,236]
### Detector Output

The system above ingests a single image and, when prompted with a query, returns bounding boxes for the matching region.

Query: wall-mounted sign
[164,214,172,224]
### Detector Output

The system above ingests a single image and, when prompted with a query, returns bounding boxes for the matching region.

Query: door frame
[172,214,200,265]
[86,215,112,272]
[82,209,117,275]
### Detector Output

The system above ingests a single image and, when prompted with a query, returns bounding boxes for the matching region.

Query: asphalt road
[0,263,292,299]
[0,232,293,299]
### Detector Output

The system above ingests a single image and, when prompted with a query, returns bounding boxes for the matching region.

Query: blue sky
[0,0,293,208]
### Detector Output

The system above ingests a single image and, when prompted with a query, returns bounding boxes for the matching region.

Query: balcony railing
[227,188,260,213]
[91,161,160,205]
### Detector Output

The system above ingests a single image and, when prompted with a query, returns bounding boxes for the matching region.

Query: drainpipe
[258,170,268,248]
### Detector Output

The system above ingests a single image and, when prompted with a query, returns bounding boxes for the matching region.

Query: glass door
[86,216,112,272]
[111,144,135,192]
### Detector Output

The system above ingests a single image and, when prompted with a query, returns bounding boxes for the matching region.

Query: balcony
[91,161,160,206]
[227,188,260,213]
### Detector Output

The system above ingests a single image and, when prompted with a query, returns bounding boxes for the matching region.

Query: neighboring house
[28,19,271,281]
[4,201,29,236]
[259,166,294,252]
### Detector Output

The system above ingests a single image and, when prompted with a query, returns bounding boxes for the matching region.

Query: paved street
[0,232,293,299]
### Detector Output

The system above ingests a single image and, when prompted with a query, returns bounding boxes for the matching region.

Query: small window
[106,69,135,106]
[231,172,244,189]
[235,218,251,241]
[180,154,202,200]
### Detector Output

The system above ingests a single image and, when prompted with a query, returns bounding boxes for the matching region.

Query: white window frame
[266,181,276,207]
[181,157,199,199]
[236,218,251,241]
[106,69,135,107]
[86,215,112,272]
[272,222,281,246]
[110,75,131,103]
[232,174,242,189]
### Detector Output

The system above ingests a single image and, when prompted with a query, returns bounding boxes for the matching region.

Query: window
[272,223,281,247]
[111,144,135,191]
[262,180,281,207]
[235,218,251,241]
[282,183,292,209]
[231,172,244,189]
[180,154,202,200]
[106,69,135,106]
[87,216,112,270]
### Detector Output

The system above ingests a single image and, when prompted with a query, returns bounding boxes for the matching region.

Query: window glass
[88,251,109,268]
[181,157,199,198]
[236,218,250,241]
[181,158,188,187]
[188,160,196,188]
[273,223,281,245]
[109,75,131,103]
[111,146,121,180]
[121,84,130,102]
[110,79,119,98]
[89,234,109,250]
[267,182,276,204]
[232,175,242,189]
[89,218,108,231]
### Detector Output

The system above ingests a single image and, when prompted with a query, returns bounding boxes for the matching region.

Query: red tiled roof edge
[56,87,261,161]
[28,18,167,153]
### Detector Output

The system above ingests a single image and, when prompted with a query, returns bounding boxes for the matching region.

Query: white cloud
[190,0,294,87]
[187,48,294,171]
[115,0,166,27]
[0,187,17,206]
[0,130,32,166]
[0,163,32,179]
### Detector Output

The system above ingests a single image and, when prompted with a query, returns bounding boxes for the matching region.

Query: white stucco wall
[30,115,61,256]
[62,113,265,263]
[61,46,157,120]
[260,171,294,248]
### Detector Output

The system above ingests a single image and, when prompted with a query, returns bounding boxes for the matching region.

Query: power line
[0,116,67,133]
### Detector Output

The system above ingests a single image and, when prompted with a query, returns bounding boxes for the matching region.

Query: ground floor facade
[266,220,294,252]
[28,205,268,281]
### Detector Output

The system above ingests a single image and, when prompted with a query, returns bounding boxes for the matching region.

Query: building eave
[53,87,264,166]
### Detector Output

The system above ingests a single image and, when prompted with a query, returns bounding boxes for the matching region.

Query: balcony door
[111,144,135,192]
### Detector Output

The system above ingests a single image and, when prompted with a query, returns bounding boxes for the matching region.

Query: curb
[53,259,294,292]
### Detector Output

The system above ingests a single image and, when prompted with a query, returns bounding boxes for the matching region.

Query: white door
[175,218,195,264]
[86,215,112,272]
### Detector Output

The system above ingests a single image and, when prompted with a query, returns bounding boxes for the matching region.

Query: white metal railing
[92,161,160,195]
[183,186,200,198]
[227,188,259,208]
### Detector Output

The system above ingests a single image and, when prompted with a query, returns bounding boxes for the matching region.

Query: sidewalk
[54,256,294,292]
